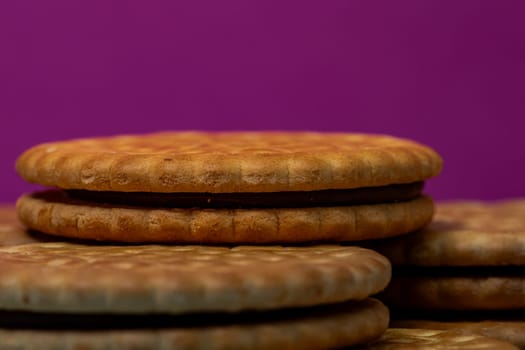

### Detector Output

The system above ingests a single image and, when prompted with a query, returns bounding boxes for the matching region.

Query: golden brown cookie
[370,200,525,266]
[0,240,391,313]
[0,206,391,348]
[359,328,519,350]
[16,132,442,193]
[370,200,525,311]
[16,191,434,243]
[0,299,389,350]
[392,320,525,349]
[15,132,441,243]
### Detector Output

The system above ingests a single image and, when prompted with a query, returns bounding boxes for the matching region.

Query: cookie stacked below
[0,205,393,349]
[2,211,518,350]
[357,328,519,350]
[15,132,441,243]
[371,200,525,349]
[8,131,443,349]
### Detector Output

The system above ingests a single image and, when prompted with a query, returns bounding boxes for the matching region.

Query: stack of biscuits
[371,200,525,349]
[2,131,518,349]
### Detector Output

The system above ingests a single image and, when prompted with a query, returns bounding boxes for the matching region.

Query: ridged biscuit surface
[16,132,442,192]
[0,299,389,350]
[391,320,525,349]
[16,192,434,243]
[0,241,391,313]
[370,199,525,266]
[359,328,518,350]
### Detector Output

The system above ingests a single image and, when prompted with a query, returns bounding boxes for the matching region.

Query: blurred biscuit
[360,328,518,350]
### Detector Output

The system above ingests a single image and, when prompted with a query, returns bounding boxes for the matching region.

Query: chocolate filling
[0,300,362,330]
[390,308,525,321]
[393,265,523,278]
[64,182,424,209]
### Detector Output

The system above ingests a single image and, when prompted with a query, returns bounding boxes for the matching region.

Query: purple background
[1,1,524,202]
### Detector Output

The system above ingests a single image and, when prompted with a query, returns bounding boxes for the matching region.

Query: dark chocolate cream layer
[62,182,424,209]
[393,265,523,278]
[0,300,368,330]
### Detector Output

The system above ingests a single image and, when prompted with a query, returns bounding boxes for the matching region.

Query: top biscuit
[16,132,442,193]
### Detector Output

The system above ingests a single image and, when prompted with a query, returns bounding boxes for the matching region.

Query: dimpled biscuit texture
[16,193,434,243]
[16,132,442,192]
[371,200,525,266]
[359,328,518,350]
[0,299,389,350]
[391,320,525,349]
[0,244,391,313]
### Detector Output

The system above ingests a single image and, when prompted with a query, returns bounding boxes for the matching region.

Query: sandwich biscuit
[16,132,442,243]
[370,200,525,349]
[0,205,391,349]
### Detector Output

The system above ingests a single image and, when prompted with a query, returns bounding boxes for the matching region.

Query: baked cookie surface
[0,243,392,313]
[372,200,525,266]
[360,328,518,350]
[16,132,442,193]
[15,132,441,242]
[0,299,388,350]
[17,191,434,243]
[375,199,525,311]
[0,206,391,349]
[392,320,525,349]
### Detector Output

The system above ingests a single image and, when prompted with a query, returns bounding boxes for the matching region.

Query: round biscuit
[0,240,391,313]
[16,192,434,243]
[16,132,442,193]
[0,299,389,350]
[370,200,525,266]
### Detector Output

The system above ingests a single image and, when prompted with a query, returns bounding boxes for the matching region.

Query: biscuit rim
[16,131,443,193]
[0,240,391,314]
[361,328,519,350]
[390,319,525,349]
[16,192,434,243]
[370,199,525,266]
[0,299,389,350]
